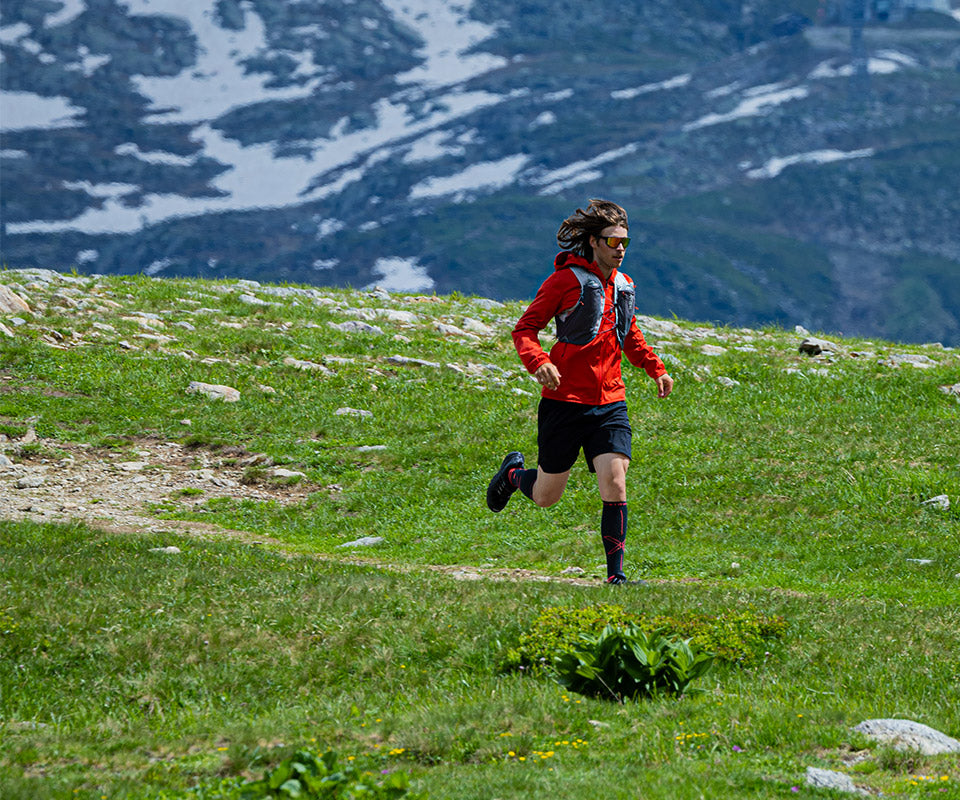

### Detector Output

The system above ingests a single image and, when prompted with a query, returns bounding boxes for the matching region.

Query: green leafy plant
[152,749,427,799]
[554,625,714,702]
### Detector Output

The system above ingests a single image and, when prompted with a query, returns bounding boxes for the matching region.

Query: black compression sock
[601,501,628,580]
[508,467,538,500]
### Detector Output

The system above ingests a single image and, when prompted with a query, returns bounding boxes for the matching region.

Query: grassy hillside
[1,268,959,799]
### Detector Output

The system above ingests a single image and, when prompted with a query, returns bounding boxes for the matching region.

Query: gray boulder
[853,719,960,755]
[805,767,869,796]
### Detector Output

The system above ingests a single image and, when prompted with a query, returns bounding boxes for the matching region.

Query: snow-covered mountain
[2,0,960,344]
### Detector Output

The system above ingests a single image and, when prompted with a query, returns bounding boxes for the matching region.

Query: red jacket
[512,252,666,405]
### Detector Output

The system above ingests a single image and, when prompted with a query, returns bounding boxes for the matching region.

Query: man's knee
[532,469,569,507]
[532,482,565,507]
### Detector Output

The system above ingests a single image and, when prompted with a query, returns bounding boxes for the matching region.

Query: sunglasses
[597,235,630,249]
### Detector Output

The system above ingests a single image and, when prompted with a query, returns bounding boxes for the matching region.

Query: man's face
[591,225,629,275]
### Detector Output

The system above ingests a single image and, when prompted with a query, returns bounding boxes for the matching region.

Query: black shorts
[537,398,632,474]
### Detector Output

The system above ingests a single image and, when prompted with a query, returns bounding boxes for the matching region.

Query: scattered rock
[461,317,493,335]
[149,546,182,554]
[117,461,148,472]
[335,407,373,419]
[270,468,305,479]
[905,558,934,565]
[186,381,240,402]
[0,285,31,314]
[387,355,441,368]
[700,344,727,356]
[799,337,841,355]
[805,767,869,796]
[329,320,384,335]
[853,719,960,755]
[939,383,960,396]
[921,495,950,510]
[561,566,585,575]
[437,322,469,337]
[886,353,935,368]
[16,475,45,489]
[472,298,505,310]
[377,309,419,324]
[0,454,14,468]
[637,316,686,338]
[283,357,334,374]
[0,322,13,338]
[238,293,275,307]
[337,536,384,548]
[717,376,740,387]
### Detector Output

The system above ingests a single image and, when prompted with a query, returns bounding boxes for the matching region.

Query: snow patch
[683,86,809,131]
[746,148,875,179]
[45,0,87,27]
[0,91,84,132]
[115,142,196,167]
[410,154,528,201]
[533,144,639,195]
[530,111,556,128]
[381,0,507,88]
[403,130,467,163]
[120,0,322,124]
[810,51,918,80]
[0,23,31,44]
[367,257,434,292]
[63,180,140,198]
[611,73,690,100]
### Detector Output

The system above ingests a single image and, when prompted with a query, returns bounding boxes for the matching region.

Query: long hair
[556,199,628,261]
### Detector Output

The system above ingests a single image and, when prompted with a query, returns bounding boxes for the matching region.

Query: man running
[486,199,673,585]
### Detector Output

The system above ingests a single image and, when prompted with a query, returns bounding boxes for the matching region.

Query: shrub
[554,625,714,702]
[500,603,637,672]
[502,604,786,673]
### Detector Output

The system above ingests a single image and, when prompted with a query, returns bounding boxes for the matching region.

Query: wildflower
[732,745,743,752]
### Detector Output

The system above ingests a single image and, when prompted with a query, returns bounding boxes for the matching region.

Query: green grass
[2,270,960,798]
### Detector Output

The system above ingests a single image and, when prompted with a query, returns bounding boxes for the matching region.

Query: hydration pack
[555,266,635,346]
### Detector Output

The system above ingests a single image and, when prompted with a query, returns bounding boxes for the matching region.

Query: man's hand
[535,362,561,391]
[656,373,674,398]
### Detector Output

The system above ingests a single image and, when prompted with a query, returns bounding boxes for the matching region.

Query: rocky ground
[0,432,309,544]
[0,429,599,586]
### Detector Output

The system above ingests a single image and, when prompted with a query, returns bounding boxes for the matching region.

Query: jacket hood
[553,251,595,272]
[554,251,620,283]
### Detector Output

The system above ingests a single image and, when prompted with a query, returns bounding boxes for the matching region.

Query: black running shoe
[486,451,524,512]
[607,573,648,586]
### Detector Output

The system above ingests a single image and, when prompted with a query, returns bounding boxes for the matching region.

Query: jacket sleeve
[623,318,667,379]
[512,271,579,374]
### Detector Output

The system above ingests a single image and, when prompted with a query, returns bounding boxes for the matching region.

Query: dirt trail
[1,435,596,587]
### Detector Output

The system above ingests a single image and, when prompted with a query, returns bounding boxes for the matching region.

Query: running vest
[555,266,636,346]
